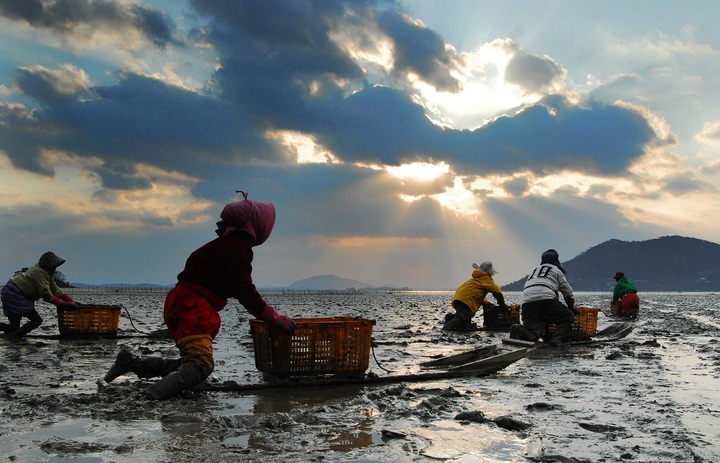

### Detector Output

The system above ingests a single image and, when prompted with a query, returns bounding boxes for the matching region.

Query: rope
[119,304,151,335]
[370,338,394,373]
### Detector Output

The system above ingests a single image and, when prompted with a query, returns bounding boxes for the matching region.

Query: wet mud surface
[1,290,719,462]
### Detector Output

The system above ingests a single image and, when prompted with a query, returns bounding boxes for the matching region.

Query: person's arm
[491,291,507,308]
[35,270,59,303]
[557,271,573,299]
[228,239,295,333]
[612,283,621,304]
[484,279,508,308]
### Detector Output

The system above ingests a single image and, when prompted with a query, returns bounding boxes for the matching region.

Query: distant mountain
[71,282,172,289]
[503,235,720,292]
[284,274,377,291]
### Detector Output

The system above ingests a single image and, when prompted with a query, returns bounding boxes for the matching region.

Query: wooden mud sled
[193,320,635,393]
[194,318,536,392]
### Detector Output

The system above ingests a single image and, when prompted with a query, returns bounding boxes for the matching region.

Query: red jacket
[176,232,267,317]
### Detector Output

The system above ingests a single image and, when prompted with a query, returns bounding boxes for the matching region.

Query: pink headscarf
[220,198,276,246]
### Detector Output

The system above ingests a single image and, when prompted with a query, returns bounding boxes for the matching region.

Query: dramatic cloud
[0,0,178,48]
[0,0,717,287]
[505,50,565,95]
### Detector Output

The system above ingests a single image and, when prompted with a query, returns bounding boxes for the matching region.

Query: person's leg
[143,286,220,399]
[0,314,21,333]
[442,301,474,331]
[1,283,35,336]
[544,300,575,345]
[105,285,218,390]
[621,293,640,318]
[146,334,215,400]
[104,348,181,382]
[515,301,544,341]
[10,310,42,338]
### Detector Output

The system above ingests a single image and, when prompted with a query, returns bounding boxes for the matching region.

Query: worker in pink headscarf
[104,192,296,399]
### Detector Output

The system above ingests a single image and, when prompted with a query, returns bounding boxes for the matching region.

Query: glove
[259,304,296,334]
[50,295,76,308]
[564,297,575,312]
[59,294,78,306]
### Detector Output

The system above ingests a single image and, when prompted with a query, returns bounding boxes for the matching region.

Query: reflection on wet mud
[1,290,720,462]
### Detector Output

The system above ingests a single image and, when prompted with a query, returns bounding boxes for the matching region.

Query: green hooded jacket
[612,277,637,303]
[10,252,66,303]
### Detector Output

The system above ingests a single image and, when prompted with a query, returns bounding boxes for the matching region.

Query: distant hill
[71,282,172,289]
[284,274,377,291]
[503,235,720,292]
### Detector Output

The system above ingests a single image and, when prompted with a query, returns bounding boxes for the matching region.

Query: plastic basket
[57,304,121,337]
[545,307,600,341]
[483,304,520,328]
[250,317,375,376]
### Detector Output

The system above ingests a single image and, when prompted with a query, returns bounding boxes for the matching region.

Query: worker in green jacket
[1,252,78,338]
[612,272,639,319]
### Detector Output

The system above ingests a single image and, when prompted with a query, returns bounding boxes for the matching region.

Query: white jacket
[520,263,574,304]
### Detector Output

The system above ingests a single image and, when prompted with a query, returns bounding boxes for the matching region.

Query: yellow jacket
[453,270,504,314]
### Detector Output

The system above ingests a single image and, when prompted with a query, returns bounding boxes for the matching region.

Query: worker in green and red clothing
[104,192,296,399]
[612,272,639,319]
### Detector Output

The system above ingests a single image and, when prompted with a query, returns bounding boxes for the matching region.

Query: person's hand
[277,314,297,334]
[50,295,69,307]
[60,294,77,306]
[259,304,296,334]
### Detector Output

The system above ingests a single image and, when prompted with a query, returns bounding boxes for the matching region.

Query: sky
[0,0,719,290]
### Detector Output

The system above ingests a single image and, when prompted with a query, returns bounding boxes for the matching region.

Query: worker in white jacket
[510,249,576,346]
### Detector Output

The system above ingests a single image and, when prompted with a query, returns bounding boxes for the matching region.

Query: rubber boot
[104,350,181,383]
[547,323,572,346]
[104,349,141,382]
[9,320,41,339]
[510,324,539,342]
[135,357,182,379]
[145,362,210,400]
[0,322,17,333]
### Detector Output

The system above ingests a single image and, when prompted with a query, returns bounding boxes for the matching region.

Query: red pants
[620,292,640,316]
[164,285,221,342]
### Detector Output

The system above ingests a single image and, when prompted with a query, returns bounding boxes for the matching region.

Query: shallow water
[1,290,719,462]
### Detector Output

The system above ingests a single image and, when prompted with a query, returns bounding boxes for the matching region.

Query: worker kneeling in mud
[1,251,78,339]
[104,193,296,400]
[510,249,577,346]
[611,271,639,319]
[443,261,508,331]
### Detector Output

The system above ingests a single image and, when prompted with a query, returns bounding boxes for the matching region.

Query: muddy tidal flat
[1,290,719,462]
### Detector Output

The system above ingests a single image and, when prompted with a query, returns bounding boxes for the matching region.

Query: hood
[541,249,567,274]
[39,251,66,272]
[219,200,276,246]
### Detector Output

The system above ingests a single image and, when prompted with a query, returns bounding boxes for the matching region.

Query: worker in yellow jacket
[443,261,508,331]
